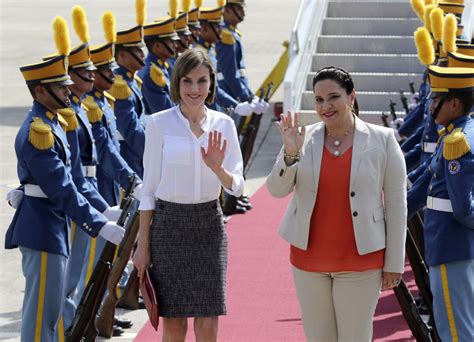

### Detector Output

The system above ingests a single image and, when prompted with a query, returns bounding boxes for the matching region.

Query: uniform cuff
[138,196,155,211]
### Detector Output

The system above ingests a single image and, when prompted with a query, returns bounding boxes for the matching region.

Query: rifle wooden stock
[394,280,433,342]
[117,268,139,309]
[65,198,133,342]
[95,199,140,338]
[408,213,425,258]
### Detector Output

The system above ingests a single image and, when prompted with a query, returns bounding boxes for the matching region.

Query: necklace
[327,131,349,157]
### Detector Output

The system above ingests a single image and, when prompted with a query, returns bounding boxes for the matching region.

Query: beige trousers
[292,267,382,342]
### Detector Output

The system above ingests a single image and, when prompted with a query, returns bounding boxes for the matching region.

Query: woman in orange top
[267,66,407,341]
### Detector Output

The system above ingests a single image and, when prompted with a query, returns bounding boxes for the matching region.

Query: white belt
[426,196,453,213]
[82,165,97,178]
[24,184,47,198]
[217,72,224,81]
[422,142,436,153]
[238,69,246,77]
[115,130,125,141]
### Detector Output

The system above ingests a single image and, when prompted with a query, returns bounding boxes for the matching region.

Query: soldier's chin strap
[71,68,95,84]
[177,38,188,50]
[128,49,146,67]
[97,69,115,85]
[44,84,70,108]
[431,93,448,121]
[229,5,243,22]
[190,32,199,44]
[160,39,176,57]
[210,24,221,42]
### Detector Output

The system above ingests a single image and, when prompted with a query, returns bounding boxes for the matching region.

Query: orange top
[291,146,384,272]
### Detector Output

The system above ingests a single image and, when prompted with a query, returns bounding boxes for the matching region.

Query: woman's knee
[163,317,187,340]
[194,316,218,340]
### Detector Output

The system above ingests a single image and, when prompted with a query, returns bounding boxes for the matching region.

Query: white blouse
[139,106,245,210]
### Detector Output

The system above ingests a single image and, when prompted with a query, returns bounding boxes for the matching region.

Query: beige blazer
[266,117,407,273]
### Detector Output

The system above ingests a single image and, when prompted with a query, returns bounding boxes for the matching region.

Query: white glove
[98,222,125,245]
[103,205,122,222]
[390,118,404,130]
[251,97,265,114]
[409,93,419,105]
[6,189,24,209]
[393,128,403,142]
[408,103,417,111]
[233,102,255,117]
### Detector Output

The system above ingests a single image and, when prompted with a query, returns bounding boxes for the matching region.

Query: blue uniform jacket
[138,53,173,115]
[88,89,136,205]
[67,95,109,213]
[215,22,253,102]
[423,115,474,266]
[5,102,107,256]
[196,38,238,112]
[404,114,440,171]
[401,125,423,153]
[398,96,428,138]
[112,66,145,178]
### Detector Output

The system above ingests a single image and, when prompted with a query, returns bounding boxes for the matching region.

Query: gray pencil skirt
[149,198,228,317]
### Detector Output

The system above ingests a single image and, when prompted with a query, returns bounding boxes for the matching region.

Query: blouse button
[353,211,358,217]
[350,191,355,197]
[279,169,284,177]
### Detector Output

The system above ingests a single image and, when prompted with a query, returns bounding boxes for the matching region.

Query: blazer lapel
[311,125,325,190]
[350,117,369,188]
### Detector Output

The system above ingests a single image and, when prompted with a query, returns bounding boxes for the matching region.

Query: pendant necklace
[327,131,349,157]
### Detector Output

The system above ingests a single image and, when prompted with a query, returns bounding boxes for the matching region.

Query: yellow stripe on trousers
[440,264,459,342]
[57,317,64,342]
[70,222,77,245]
[34,252,48,342]
[85,238,97,284]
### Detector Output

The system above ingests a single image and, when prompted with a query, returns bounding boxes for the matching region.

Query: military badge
[448,160,461,175]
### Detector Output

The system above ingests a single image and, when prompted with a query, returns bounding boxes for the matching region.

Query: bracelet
[284,149,300,161]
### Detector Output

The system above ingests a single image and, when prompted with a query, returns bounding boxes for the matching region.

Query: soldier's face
[94,67,116,91]
[39,84,71,110]
[224,5,245,25]
[430,95,460,126]
[70,68,95,94]
[179,65,211,108]
[177,33,190,53]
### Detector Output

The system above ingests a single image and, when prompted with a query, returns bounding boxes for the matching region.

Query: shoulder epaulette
[57,108,78,131]
[443,128,471,160]
[150,63,167,87]
[29,117,54,150]
[134,74,143,90]
[220,29,235,45]
[235,28,243,37]
[104,91,116,110]
[82,96,104,123]
[109,75,132,100]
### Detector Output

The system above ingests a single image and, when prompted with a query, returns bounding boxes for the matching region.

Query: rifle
[95,198,140,338]
[409,81,416,95]
[65,174,137,341]
[381,112,389,127]
[389,99,397,121]
[393,279,434,342]
[399,89,409,114]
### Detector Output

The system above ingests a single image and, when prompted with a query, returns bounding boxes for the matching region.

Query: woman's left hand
[381,272,403,290]
[201,130,227,173]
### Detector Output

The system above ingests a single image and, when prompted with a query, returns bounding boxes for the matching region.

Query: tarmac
[0,1,299,340]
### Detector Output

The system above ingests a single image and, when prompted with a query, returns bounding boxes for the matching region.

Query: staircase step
[327,1,417,18]
[306,72,422,92]
[312,53,424,73]
[322,18,420,36]
[301,90,407,112]
[318,36,417,54]
[298,110,406,127]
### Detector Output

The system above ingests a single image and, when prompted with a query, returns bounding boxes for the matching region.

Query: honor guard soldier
[44,7,125,336]
[4,17,124,342]
[408,65,474,342]
[215,0,269,114]
[138,0,179,114]
[167,0,193,72]
[196,0,254,117]
[109,0,147,178]
[187,0,203,46]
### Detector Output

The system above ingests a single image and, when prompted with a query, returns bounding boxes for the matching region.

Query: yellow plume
[182,0,191,13]
[443,14,457,53]
[217,0,226,8]
[136,0,146,26]
[424,0,437,5]
[430,8,444,41]
[447,0,463,3]
[170,0,178,18]
[194,0,203,8]
[415,27,435,65]
[424,5,435,32]
[102,12,116,44]
[72,5,90,43]
[410,0,425,21]
[52,16,71,56]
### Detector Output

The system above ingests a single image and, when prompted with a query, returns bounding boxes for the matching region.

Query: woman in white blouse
[133,49,244,341]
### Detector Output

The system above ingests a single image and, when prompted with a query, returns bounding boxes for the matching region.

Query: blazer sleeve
[382,129,408,273]
[266,146,298,198]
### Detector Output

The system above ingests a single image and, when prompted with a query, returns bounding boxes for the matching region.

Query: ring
[392,280,400,286]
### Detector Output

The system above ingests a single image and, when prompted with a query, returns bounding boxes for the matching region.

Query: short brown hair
[170,49,216,104]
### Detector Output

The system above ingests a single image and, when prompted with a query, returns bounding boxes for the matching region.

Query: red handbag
[139,269,159,330]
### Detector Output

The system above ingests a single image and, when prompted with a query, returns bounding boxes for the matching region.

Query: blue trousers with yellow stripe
[429,259,474,342]
[20,247,67,342]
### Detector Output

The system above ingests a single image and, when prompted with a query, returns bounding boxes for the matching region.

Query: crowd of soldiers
[4,0,268,340]
[388,0,473,341]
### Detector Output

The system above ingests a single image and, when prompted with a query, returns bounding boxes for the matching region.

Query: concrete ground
[0,1,299,340]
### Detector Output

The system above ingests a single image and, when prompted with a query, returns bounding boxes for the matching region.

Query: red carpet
[135,185,416,341]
